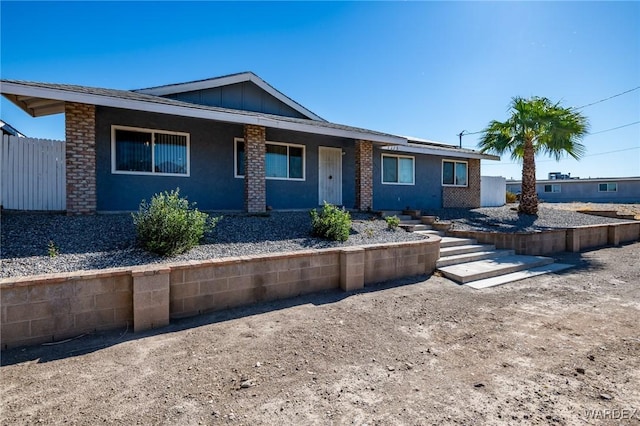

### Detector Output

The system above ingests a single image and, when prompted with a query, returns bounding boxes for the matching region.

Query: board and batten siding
[0,135,66,211]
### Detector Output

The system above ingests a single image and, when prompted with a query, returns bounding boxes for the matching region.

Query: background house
[1,72,498,214]
[507,172,640,203]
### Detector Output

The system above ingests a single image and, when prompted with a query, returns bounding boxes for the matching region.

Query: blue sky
[1,1,638,180]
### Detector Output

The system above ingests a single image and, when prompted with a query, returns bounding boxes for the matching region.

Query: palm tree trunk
[519,137,538,215]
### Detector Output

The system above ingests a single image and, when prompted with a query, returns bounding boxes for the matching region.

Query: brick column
[244,124,266,213]
[442,158,481,208]
[65,102,96,214]
[355,140,373,211]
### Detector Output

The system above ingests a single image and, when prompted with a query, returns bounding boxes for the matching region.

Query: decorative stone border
[0,237,440,350]
[448,222,640,256]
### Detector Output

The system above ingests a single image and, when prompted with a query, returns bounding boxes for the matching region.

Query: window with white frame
[235,138,304,180]
[112,126,189,176]
[382,154,414,185]
[442,160,468,186]
[544,184,561,193]
[598,183,617,192]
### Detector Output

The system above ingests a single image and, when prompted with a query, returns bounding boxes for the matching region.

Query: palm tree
[478,96,589,215]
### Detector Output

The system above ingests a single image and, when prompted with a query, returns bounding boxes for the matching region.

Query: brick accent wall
[65,102,96,214]
[244,124,266,213]
[442,158,481,208]
[355,140,373,211]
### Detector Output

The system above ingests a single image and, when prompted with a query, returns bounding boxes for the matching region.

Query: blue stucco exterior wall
[507,180,640,203]
[164,82,308,119]
[96,107,245,211]
[372,147,444,210]
[95,108,355,211]
[265,129,355,210]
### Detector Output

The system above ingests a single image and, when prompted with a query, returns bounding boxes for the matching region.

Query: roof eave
[0,81,405,145]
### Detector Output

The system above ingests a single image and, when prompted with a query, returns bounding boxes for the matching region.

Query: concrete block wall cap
[131,266,171,277]
[0,267,131,287]
[340,247,365,253]
[357,239,432,250]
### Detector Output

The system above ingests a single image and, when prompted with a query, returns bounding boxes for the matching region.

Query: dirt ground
[2,243,639,425]
[542,202,640,218]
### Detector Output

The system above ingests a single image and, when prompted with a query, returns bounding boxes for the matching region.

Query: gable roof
[0,79,406,145]
[0,76,499,161]
[0,119,26,137]
[134,71,325,121]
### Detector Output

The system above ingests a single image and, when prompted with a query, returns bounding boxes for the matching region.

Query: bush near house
[133,188,219,256]
[385,215,401,230]
[309,202,352,242]
[506,191,518,203]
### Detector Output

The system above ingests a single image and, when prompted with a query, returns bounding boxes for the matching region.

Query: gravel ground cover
[1,204,636,278]
[0,211,422,278]
[424,204,634,233]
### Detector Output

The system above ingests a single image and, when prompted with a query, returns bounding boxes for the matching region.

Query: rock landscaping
[2,204,636,278]
[0,211,423,278]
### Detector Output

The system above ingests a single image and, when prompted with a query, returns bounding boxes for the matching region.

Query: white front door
[318,147,342,205]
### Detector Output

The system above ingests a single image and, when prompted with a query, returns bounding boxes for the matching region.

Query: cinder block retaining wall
[449,222,640,256]
[1,238,440,350]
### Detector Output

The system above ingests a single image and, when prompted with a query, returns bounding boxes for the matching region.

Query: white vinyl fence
[481,175,506,207]
[1,135,66,211]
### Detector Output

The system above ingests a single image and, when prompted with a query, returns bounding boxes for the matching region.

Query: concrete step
[439,244,496,257]
[396,215,413,221]
[440,237,477,248]
[379,210,402,218]
[399,219,422,225]
[438,255,555,284]
[465,263,574,289]
[414,230,446,237]
[399,223,432,232]
[437,249,514,268]
[402,209,421,218]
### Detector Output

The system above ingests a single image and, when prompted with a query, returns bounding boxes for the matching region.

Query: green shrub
[385,215,401,230]
[506,191,518,203]
[132,188,219,256]
[309,202,351,242]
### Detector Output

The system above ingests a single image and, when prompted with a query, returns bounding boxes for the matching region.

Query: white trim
[134,72,325,121]
[234,138,306,181]
[111,125,190,177]
[597,182,618,192]
[442,159,468,187]
[543,184,562,193]
[381,153,415,185]
[0,81,407,145]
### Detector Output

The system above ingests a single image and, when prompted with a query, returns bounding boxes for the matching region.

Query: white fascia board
[0,82,405,145]
[135,72,325,121]
[135,73,250,96]
[382,144,499,161]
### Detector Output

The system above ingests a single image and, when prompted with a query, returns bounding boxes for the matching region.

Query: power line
[460,86,640,138]
[482,146,639,166]
[587,120,640,135]
[462,119,639,143]
[575,86,640,110]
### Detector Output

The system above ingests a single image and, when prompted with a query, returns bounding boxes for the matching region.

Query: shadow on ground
[0,273,432,367]
[3,241,619,367]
